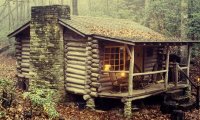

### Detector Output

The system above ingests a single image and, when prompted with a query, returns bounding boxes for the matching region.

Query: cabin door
[134,46,144,72]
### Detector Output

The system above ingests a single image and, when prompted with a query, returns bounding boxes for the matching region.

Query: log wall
[15,37,30,89]
[85,38,101,98]
[144,47,158,72]
[64,33,87,95]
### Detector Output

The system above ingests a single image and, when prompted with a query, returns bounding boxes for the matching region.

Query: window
[103,46,126,71]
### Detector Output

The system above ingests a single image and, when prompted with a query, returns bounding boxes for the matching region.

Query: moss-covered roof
[60,16,174,42]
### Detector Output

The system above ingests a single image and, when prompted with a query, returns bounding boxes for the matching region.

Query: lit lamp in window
[104,64,111,71]
[121,72,126,78]
[198,77,200,84]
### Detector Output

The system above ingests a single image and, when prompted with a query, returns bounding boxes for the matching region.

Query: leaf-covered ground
[0,54,200,120]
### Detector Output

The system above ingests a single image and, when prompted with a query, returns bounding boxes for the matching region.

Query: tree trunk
[72,0,78,15]
[144,0,150,27]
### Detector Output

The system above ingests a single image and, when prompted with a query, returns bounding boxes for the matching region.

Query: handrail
[177,65,197,89]
[177,63,200,109]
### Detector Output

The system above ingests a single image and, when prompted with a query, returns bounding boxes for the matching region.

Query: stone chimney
[29,5,70,93]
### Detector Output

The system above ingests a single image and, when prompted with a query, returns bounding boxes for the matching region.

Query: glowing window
[103,46,126,71]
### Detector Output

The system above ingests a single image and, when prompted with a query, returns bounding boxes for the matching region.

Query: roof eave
[58,19,86,37]
[7,21,31,38]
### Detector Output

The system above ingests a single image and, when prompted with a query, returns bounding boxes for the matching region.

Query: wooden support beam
[175,63,179,87]
[165,47,170,89]
[132,70,167,76]
[128,46,134,96]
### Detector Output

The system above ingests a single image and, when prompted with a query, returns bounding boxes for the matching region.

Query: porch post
[128,46,135,96]
[165,46,170,90]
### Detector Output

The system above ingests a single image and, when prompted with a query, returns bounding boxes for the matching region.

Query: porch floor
[98,83,188,100]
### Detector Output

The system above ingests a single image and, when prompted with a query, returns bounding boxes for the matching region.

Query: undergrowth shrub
[23,88,59,119]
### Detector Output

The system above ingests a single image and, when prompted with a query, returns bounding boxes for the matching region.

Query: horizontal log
[88,42,92,46]
[132,70,167,77]
[21,59,30,63]
[66,77,85,85]
[85,80,92,85]
[91,44,99,49]
[98,86,113,92]
[85,89,91,94]
[87,51,92,55]
[83,95,91,101]
[92,59,100,64]
[91,73,100,78]
[99,78,111,83]
[67,56,86,62]
[66,73,85,80]
[91,68,100,73]
[92,40,98,44]
[67,47,86,52]
[66,87,85,94]
[21,52,30,56]
[91,63,99,68]
[91,78,98,82]
[101,82,113,87]
[21,40,30,43]
[21,44,30,47]
[87,61,92,65]
[21,63,30,68]
[92,54,100,59]
[67,64,86,71]
[66,51,86,57]
[91,49,99,54]
[85,85,90,89]
[66,83,85,89]
[67,42,86,47]
[21,68,30,72]
[90,92,98,97]
[22,47,30,52]
[66,68,86,76]
[91,88,97,92]
[21,56,30,59]
[66,60,86,66]
[91,82,100,88]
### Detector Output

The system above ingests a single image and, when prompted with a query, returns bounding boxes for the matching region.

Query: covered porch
[98,41,192,100]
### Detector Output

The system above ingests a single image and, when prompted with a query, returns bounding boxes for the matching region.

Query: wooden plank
[129,46,134,96]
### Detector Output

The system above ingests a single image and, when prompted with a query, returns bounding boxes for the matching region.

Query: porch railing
[176,63,200,109]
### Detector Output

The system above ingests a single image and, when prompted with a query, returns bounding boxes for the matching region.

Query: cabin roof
[59,16,196,43]
[8,15,199,44]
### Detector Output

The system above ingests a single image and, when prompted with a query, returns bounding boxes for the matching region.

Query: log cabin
[7,5,200,117]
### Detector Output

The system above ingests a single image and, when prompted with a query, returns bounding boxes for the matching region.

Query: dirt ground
[0,54,200,120]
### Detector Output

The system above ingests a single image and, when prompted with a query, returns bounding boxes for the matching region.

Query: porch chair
[109,72,128,92]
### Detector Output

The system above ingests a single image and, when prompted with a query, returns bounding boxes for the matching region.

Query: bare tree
[72,0,78,15]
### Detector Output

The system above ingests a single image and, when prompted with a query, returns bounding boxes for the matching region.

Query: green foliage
[23,88,59,119]
[146,0,181,37]
[0,111,5,118]
[0,78,14,91]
